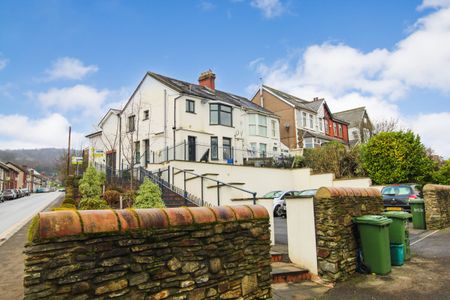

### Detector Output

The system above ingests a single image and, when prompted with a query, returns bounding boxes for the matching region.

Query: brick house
[334,107,373,145]
[6,162,28,189]
[251,85,349,151]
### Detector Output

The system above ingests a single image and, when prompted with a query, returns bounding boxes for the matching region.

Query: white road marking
[410,230,440,246]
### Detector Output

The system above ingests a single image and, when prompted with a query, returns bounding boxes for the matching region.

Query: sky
[0,0,449,157]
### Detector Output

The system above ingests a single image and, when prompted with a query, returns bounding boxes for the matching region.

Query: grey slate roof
[334,107,367,128]
[302,129,346,143]
[148,72,276,116]
[263,85,317,113]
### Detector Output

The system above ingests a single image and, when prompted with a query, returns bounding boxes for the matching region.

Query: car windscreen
[382,186,411,196]
[263,191,283,198]
[299,189,317,196]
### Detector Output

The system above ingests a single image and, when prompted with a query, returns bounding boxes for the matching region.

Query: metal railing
[171,167,257,206]
[139,167,202,207]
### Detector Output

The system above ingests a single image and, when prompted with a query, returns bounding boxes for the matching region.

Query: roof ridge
[334,106,366,114]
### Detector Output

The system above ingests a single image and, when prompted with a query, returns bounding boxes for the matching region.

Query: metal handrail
[140,167,202,207]
[171,167,257,205]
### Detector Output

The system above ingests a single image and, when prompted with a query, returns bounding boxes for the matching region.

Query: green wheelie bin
[409,199,426,229]
[382,211,412,261]
[353,215,393,275]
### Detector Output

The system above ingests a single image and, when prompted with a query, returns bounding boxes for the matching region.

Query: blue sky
[0,0,449,156]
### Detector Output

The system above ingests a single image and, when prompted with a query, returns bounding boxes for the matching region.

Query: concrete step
[271,251,290,263]
[271,262,310,284]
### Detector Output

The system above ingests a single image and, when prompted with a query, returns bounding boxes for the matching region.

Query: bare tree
[373,118,402,134]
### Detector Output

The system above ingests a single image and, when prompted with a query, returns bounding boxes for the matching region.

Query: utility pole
[66,126,71,178]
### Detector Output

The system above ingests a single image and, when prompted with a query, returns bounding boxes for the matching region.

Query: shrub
[361,131,434,185]
[78,196,110,210]
[122,190,136,208]
[433,159,450,185]
[103,190,121,208]
[133,178,165,209]
[79,166,104,199]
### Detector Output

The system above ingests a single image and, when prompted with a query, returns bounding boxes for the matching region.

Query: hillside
[0,148,69,176]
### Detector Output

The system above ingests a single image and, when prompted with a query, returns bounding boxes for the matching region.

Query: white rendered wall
[286,197,318,274]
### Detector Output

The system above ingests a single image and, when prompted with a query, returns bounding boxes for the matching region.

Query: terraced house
[251,85,349,152]
[86,70,285,172]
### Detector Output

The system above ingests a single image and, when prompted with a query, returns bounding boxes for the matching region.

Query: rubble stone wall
[314,187,383,283]
[24,205,271,299]
[423,184,450,230]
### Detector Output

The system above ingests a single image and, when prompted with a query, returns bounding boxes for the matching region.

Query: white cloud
[0,113,85,149]
[199,0,215,11]
[410,113,450,156]
[249,1,450,157]
[250,0,285,18]
[418,0,450,10]
[37,85,110,116]
[44,57,98,81]
[0,56,8,70]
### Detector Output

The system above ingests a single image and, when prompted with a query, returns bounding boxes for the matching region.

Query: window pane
[259,125,267,137]
[223,138,232,160]
[271,120,276,137]
[210,110,218,124]
[259,143,267,157]
[210,104,218,110]
[221,105,232,112]
[249,124,256,135]
[211,137,218,160]
[302,112,307,127]
[249,114,256,125]
[220,111,232,126]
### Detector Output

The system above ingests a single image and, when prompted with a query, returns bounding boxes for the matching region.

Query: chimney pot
[198,69,216,90]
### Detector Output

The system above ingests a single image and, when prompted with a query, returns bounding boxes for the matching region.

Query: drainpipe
[172,93,185,160]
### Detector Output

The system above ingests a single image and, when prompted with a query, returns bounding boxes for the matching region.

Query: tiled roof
[334,107,367,127]
[263,85,317,113]
[302,129,346,143]
[148,72,276,116]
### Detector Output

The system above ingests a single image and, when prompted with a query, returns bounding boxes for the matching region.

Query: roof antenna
[259,76,264,107]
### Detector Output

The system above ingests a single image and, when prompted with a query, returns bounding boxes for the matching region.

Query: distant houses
[0,161,50,192]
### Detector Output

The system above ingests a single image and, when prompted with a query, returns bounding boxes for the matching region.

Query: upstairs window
[249,114,257,135]
[302,112,307,127]
[309,114,314,129]
[325,120,329,134]
[258,115,267,137]
[143,110,149,120]
[186,100,195,113]
[271,120,277,137]
[333,123,337,136]
[338,124,343,137]
[210,104,232,126]
[128,115,135,132]
[319,118,323,131]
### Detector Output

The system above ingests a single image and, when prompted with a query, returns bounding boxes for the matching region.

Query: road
[0,192,64,245]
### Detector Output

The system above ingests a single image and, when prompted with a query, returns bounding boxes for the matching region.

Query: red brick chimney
[198,70,216,90]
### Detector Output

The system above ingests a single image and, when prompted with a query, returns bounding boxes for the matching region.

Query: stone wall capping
[188,207,217,224]
[423,183,450,191]
[31,205,267,241]
[230,205,254,220]
[247,205,269,219]
[315,186,381,200]
[210,206,236,222]
[38,210,82,240]
[78,210,119,234]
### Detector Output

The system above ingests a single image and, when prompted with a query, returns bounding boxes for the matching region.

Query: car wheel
[274,205,283,217]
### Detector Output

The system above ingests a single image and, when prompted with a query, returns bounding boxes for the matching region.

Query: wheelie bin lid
[382,211,412,219]
[353,215,393,226]
[409,198,424,204]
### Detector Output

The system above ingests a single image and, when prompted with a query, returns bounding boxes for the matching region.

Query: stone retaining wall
[423,184,450,230]
[314,187,383,282]
[24,205,271,299]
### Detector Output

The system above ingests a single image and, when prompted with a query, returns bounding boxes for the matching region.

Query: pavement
[0,192,63,300]
[0,192,64,246]
[272,220,450,300]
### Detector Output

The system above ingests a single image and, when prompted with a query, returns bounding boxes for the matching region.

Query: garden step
[271,262,310,284]
[271,251,290,263]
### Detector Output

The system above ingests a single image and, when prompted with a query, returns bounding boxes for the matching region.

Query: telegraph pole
[66,126,71,178]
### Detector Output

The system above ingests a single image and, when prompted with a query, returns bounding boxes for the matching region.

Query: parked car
[2,189,17,200]
[16,189,24,198]
[20,188,30,196]
[382,184,422,212]
[263,190,304,217]
[279,189,318,218]
[57,187,66,192]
